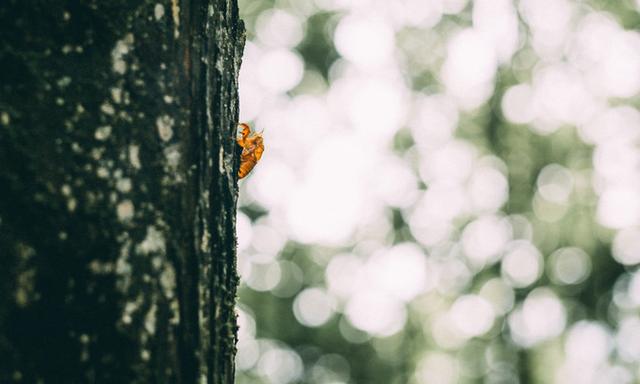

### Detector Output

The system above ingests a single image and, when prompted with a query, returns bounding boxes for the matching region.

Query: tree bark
[0,1,245,383]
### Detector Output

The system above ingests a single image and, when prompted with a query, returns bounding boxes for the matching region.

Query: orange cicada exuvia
[236,123,264,179]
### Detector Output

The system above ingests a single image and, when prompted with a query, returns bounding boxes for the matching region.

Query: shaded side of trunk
[0,0,244,383]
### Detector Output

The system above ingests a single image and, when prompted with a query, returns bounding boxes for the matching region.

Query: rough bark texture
[0,0,245,383]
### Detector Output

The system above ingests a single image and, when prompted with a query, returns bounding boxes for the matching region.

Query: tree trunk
[0,1,245,383]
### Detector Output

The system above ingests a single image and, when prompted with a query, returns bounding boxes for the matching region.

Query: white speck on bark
[101,102,115,115]
[129,144,141,169]
[116,200,134,221]
[156,115,174,141]
[94,125,112,141]
[96,167,109,178]
[136,226,166,255]
[111,33,134,74]
[67,198,77,212]
[171,0,180,38]
[116,178,132,193]
[115,239,132,292]
[111,87,123,104]
[154,3,165,20]
[219,147,225,173]
[57,76,72,88]
[121,298,141,325]
[200,230,210,252]
[160,264,177,299]
[144,304,157,335]
[164,145,181,169]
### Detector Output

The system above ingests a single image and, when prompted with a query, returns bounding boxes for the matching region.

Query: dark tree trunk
[0,0,245,383]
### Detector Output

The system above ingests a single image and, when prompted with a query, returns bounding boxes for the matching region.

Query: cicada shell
[236,123,264,179]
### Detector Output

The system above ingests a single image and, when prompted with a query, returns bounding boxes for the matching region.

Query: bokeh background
[234,0,640,383]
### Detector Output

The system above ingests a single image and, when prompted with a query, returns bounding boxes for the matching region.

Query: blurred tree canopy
[235,0,640,383]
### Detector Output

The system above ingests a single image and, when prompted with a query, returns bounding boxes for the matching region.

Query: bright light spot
[386,0,443,28]
[433,258,472,295]
[247,156,296,209]
[286,134,369,245]
[441,29,497,109]
[532,193,568,222]
[269,95,331,157]
[616,316,640,362]
[593,140,640,190]
[258,49,304,93]
[509,288,566,347]
[462,215,512,269]
[236,308,259,371]
[531,64,597,131]
[246,262,281,292]
[326,253,364,299]
[612,228,640,265]
[548,247,591,285]
[628,271,640,307]
[443,0,468,14]
[430,313,466,349]
[413,183,466,223]
[345,290,406,336]
[236,338,259,371]
[272,260,304,298]
[334,15,394,68]
[338,316,370,344]
[565,321,612,364]
[408,213,454,247]
[236,212,252,253]
[501,241,543,288]
[467,162,509,213]
[410,95,458,150]
[537,164,574,204]
[579,106,640,145]
[371,156,419,208]
[508,214,534,241]
[450,295,495,338]
[250,223,287,256]
[239,83,263,122]
[344,77,407,143]
[593,30,640,98]
[257,343,304,384]
[367,243,428,302]
[473,0,519,63]
[520,0,573,59]
[597,186,640,229]
[293,287,336,327]
[311,354,351,383]
[256,10,304,47]
[502,84,535,125]
[479,278,514,315]
[414,352,458,384]
[419,140,475,184]
[237,306,257,339]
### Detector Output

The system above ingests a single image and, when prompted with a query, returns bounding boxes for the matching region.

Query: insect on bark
[236,123,264,179]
